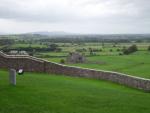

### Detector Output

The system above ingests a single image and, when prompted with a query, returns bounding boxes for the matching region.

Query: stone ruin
[9,50,28,55]
[66,52,86,63]
[9,69,16,85]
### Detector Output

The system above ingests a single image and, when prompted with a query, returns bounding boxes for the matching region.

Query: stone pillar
[9,69,16,85]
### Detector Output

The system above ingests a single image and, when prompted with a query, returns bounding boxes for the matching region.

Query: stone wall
[0,52,45,72]
[0,51,150,91]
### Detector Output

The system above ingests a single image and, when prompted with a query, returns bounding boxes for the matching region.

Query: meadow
[41,42,150,79]
[0,70,150,113]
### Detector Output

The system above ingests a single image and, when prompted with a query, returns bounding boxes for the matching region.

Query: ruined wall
[0,51,150,91]
[0,52,45,72]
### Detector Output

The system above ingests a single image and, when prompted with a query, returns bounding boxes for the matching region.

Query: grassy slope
[0,70,150,113]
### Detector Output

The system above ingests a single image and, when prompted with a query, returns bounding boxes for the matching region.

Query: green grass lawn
[0,70,150,113]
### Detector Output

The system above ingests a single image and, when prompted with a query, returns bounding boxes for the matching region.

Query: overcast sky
[0,0,150,34]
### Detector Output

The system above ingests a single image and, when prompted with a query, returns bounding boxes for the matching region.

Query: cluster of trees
[2,43,61,54]
[148,46,150,51]
[75,44,149,56]
[0,39,15,46]
[122,45,150,55]
[38,38,132,43]
[76,48,103,53]
[88,48,102,55]
[122,45,138,55]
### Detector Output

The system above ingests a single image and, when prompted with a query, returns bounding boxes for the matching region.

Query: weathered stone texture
[0,51,150,91]
[9,69,16,85]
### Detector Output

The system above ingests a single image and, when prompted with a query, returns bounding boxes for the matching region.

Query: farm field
[0,70,150,113]
[37,42,150,56]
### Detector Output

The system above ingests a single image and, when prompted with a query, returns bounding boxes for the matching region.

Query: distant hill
[0,32,7,35]
[0,32,150,41]
[27,31,70,36]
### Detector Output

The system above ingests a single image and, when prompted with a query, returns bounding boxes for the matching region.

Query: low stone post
[9,69,16,85]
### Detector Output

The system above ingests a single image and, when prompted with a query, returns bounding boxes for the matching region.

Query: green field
[38,42,150,79]
[38,42,150,56]
[45,51,150,79]
[0,70,150,113]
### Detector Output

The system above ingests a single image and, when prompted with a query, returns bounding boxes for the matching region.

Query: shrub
[123,49,130,55]
[119,53,123,55]
[123,44,138,55]
[60,59,65,64]
[76,48,87,52]
[109,49,113,52]
[94,49,101,52]
[113,44,116,47]
[89,48,94,55]
[99,49,103,52]
[116,48,120,52]
[128,44,138,52]
[148,46,150,51]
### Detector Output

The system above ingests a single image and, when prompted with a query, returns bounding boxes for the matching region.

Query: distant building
[66,52,86,63]
[9,50,28,55]
[9,50,18,55]
[19,51,28,55]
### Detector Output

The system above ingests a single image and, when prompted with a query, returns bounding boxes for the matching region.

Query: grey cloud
[0,0,79,22]
[0,0,149,22]
[0,0,149,33]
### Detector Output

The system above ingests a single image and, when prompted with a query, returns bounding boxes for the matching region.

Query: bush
[99,49,103,52]
[113,44,116,47]
[123,44,138,55]
[128,44,138,52]
[109,49,113,52]
[148,46,150,51]
[123,49,130,55]
[91,48,102,52]
[119,53,123,55]
[60,59,65,64]
[76,48,87,52]
[89,48,94,55]
[116,48,120,52]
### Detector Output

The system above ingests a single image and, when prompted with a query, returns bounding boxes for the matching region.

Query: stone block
[9,69,16,85]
